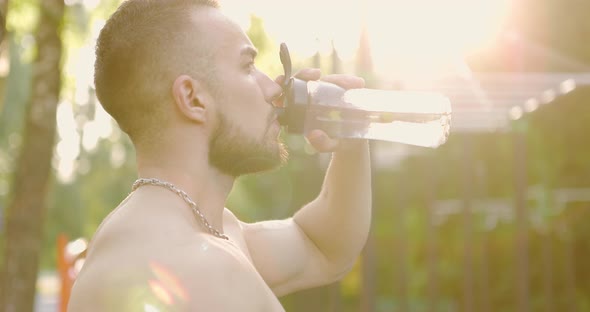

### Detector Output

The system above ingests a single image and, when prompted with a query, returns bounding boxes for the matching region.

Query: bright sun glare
[224,0,511,78]
[366,0,511,79]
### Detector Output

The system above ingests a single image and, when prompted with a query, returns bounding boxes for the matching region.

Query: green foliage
[526,88,590,187]
[246,15,282,78]
[43,133,137,268]
[6,0,39,36]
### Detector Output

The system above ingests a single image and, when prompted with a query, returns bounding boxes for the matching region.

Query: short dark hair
[94,0,220,143]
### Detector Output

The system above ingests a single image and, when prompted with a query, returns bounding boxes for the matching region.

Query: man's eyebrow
[240,46,258,59]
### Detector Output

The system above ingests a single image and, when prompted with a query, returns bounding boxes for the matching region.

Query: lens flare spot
[143,303,161,312]
[148,279,173,305]
[149,261,189,303]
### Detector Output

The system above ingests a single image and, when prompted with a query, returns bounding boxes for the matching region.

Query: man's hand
[276,68,366,153]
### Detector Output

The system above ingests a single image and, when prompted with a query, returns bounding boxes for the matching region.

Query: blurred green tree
[0,0,65,311]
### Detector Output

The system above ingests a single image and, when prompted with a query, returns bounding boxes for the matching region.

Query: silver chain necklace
[132,178,229,240]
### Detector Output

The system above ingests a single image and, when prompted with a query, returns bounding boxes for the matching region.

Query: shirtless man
[68,0,371,311]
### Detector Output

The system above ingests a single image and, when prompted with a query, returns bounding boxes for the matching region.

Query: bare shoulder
[179,237,271,309]
[153,235,281,311]
[69,234,280,311]
[223,207,241,224]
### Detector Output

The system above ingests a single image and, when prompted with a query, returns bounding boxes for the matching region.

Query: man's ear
[171,75,210,123]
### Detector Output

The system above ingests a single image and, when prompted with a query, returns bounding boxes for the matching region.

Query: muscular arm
[293,138,372,272]
[292,73,372,274]
[242,139,372,296]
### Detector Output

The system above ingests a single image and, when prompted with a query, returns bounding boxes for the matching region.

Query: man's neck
[135,156,234,233]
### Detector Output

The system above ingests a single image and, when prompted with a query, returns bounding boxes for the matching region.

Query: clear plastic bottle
[278,78,452,148]
[277,43,452,148]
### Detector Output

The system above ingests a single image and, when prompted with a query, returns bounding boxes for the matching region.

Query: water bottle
[276,43,452,148]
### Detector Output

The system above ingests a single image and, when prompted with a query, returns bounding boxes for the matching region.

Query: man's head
[95,0,287,177]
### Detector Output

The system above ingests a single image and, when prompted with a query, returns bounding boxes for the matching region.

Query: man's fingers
[293,68,322,81]
[305,129,340,152]
[274,74,285,85]
[321,74,365,90]
[275,69,365,91]
[275,68,321,84]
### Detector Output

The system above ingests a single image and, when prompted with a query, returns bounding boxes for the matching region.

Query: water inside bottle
[305,87,452,148]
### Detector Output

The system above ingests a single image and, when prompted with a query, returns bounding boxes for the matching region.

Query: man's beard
[208,111,288,177]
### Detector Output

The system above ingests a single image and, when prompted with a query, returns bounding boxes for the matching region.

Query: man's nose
[260,73,284,107]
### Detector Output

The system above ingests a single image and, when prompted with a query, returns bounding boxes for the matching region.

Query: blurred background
[0,0,589,311]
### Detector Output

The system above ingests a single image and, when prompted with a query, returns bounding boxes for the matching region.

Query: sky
[222,0,513,78]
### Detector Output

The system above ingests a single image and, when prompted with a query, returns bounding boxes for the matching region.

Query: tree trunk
[0,0,8,44]
[0,0,64,311]
[0,0,9,112]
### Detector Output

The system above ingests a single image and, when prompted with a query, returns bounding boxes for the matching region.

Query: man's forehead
[191,7,253,55]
